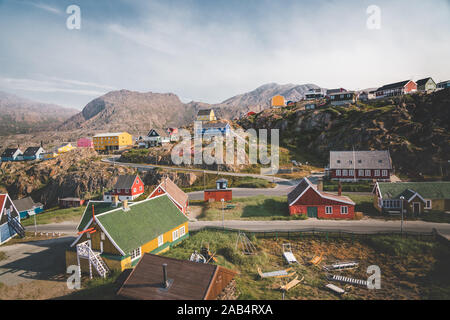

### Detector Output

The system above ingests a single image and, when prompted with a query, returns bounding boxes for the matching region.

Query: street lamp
[400,196,404,235]
[221,198,225,229]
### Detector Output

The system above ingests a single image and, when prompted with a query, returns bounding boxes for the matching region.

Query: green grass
[196,195,306,221]
[20,206,86,226]
[324,180,374,192]
[364,235,435,256]
[344,193,380,217]
[182,174,276,192]
[419,211,450,224]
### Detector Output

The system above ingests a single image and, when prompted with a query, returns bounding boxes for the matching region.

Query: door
[307,207,318,218]
[413,202,421,215]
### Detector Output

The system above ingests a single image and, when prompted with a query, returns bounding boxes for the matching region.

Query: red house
[104,174,145,202]
[288,178,355,219]
[328,150,392,181]
[204,179,232,202]
[148,177,188,215]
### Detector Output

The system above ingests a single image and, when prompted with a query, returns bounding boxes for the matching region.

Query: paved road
[102,156,289,183]
[25,219,450,238]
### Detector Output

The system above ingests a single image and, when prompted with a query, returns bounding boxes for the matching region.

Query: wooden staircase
[76,241,109,278]
[7,215,25,238]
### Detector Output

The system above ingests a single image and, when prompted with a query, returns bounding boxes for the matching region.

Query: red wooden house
[148,177,189,215]
[104,174,145,202]
[204,179,232,202]
[288,178,355,219]
[328,150,392,181]
[375,80,417,98]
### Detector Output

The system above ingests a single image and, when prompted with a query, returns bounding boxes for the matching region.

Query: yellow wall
[93,132,133,151]
[271,95,285,107]
[57,143,75,154]
[197,110,216,121]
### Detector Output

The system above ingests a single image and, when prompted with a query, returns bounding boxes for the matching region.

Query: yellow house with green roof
[66,195,189,275]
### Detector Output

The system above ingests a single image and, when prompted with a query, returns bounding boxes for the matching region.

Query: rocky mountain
[57,83,322,134]
[0,91,78,136]
[237,89,450,178]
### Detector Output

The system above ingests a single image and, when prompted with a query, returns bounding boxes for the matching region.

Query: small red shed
[59,197,85,208]
[288,178,355,219]
[204,179,232,202]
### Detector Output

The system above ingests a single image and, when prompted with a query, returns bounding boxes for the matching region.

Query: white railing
[76,241,109,278]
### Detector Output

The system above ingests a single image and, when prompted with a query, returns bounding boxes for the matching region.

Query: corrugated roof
[12,197,36,212]
[329,151,392,170]
[23,147,43,157]
[96,195,188,254]
[113,175,139,190]
[160,177,188,208]
[287,178,310,205]
[117,253,236,300]
[377,182,450,200]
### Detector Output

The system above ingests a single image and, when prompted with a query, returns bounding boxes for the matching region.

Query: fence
[191,226,436,242]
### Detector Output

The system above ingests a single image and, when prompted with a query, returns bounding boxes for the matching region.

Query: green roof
[96,195,188,255]
[377,182,450,200]
[77,201,119,231]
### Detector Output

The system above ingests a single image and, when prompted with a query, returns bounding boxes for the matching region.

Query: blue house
[0,193,25,244]
[437,80,450,89]
[195,121,231,136]
[19,146,45,161]
[12,197,44,219]
[1,148,22,162]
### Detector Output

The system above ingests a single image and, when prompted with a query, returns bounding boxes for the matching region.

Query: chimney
[162,263,169,288]
[122,199,129,211]
[317,177,323,191]
[338,181,342,196]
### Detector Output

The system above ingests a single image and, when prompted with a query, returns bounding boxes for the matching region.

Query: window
[342,170,348,176]
[349,160,353,164]
[173,229,179,241]
[374,170,380,176]
[337,160,341,163]
[358,160,362,164]
[139,186,143,191]
[425,200,432,209]
[358,169,364,176]
[365,170,371,176]
[336,170,341,176]
[382,170,388,177]
[133,188,137,193]
[179,226,186,237]
[158,235,164,247]
[341,206,348,214]
[325,206,333,214]
[130,247,141,260]
[349,170,354,176]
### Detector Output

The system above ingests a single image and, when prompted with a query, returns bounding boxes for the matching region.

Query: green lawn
[195,195,306,221]
[343,193,380,217]
[324,180,374,192]
[20,206,85,227]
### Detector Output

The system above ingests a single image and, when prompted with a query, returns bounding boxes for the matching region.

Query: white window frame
[382,170,388,177]
[325,206,333,214]
[342,169,348,176]
[172,229,179,241]
[100,232,105,241]
[358,169,364,177]
[365,170,371,177]
[158,234,164,247]
[336,170,341,176]
[130,247,141,261]
[425,200,432,209]
[349,170,354,176]
[374,170,380,177]
[341,206,348,214]
[179,226,186,237]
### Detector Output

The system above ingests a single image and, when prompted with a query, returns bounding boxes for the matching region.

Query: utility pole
[400,196,405,235]
[221,198,225,229]
[34,213,37,236]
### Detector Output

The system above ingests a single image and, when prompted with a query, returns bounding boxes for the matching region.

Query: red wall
[113,176,144,196]
[289,188,354,219]
[148,186,188,214]
[204,190,232,202]
[404,81,417,93]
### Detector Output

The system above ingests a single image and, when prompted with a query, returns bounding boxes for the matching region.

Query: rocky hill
[0,148,136,206]
[0,91,78,136]
[237,89,450,178]
[57,83,322,134]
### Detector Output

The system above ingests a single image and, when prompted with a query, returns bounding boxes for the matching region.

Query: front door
[413,202,421,215]
[307,207,318,218]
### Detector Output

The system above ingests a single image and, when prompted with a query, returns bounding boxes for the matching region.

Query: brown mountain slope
[0,91,78,136]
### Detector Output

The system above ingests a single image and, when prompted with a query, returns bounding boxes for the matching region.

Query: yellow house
[41,151,58,160]
[93,132,133,152]
[56,143,75,154]
[67,195,189,275]
[271,95,285,107]
[196,109,216,122]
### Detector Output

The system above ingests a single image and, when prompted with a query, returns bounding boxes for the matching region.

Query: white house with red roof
[287,178,355,219]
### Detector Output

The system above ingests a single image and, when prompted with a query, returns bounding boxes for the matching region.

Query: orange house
[271,95,285,107]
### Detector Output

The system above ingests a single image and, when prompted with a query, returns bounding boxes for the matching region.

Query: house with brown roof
[148,177,188,215]
[288,178,355,219]
[103,174,145,202]
[117,253,237,300]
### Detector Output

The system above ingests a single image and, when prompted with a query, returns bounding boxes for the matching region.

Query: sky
[0,0,449,109]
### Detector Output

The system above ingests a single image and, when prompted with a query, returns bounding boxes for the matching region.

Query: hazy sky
[0,0,449,109]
